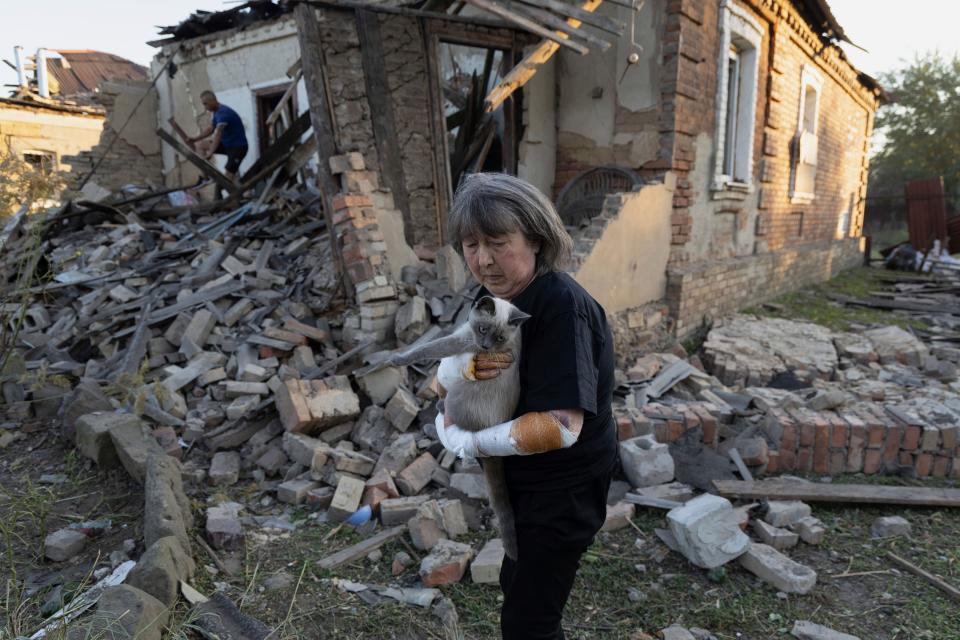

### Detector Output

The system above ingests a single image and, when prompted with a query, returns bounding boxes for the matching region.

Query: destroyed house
[151,0,881,336]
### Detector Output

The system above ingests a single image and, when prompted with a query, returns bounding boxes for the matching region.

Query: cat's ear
[507,307,531,327]
[474,296,497,316]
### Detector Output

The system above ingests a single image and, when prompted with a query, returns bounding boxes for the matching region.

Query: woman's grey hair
[447,173,573,275]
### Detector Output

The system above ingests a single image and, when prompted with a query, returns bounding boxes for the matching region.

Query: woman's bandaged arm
[436,408,584,458]
[507,409,584,454]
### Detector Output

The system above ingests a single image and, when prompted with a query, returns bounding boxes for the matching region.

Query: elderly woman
[435,173,617,639]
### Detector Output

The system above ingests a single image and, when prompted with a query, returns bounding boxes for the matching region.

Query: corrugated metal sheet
[47,51,148,96]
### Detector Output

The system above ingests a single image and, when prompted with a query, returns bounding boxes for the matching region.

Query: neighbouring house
[1,48,160,196]
[150,0,881,336]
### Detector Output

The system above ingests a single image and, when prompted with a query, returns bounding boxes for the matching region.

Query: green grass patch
[744,267,930,332]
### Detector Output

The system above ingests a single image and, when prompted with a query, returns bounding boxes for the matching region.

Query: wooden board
[714,479,960,508]
[157,128,240,196]
[484,0,602,112]
[316,525,406,570]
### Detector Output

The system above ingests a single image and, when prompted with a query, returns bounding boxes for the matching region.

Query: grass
[744,267,930,332]
[193,479,959,640]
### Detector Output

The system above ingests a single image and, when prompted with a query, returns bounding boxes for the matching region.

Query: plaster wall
[574,178,674,313]
[517,55,556,198]
[0,107,104,168]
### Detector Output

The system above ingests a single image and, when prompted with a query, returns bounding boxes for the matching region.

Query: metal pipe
[36,48,49,97]
[13,46,27,87]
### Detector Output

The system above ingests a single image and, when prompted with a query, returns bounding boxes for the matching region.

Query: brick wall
[619,400,960,479]
[666,236,862,336]
[653,0,879,334]
[62,86,163,190]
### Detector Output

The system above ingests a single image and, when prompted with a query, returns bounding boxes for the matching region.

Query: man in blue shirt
[189,90,249,183]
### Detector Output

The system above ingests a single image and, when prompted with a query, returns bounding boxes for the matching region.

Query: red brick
[863,449,883,474]
[654,421,668,443]
[882,426,902,463]
[898,451,913,466]
[800,423,815,447]
[617,416,636,442]
[780,423,797,452]
[866,424,885,448]
[829,414,848,448]
[829,451,846,476]
[932,456,950,479]
[915,453,934,478]
[666,420,684,442]
[765,451,780,475]
[797,446,812,472]
[845,440,864,473]
[779,447,796,471]
[813,423,830,474]
[901,425,921,451]
[332,193,373,211]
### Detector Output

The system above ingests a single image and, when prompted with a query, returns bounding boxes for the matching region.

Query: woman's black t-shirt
[479,271,617,491]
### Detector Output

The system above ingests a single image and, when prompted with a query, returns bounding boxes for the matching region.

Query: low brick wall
[665,238,863,337]
[618,400,960,480]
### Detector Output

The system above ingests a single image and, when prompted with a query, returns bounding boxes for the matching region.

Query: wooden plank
[512,0,623,35]
[509,2,610,51]
[887,552,960,602]
[157,128,239,196]
[355,8,414,245]
[239,111,312,185]
[316,525,406,570]
[266,70,302,127]
[484,0,602,112]
[462,0,589,54]
[421,19,451,242]
[714,479,960,508]
[293,2,349,290]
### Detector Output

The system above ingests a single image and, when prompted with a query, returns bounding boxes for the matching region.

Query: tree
[0,151,65,217]
[869,52,960,200]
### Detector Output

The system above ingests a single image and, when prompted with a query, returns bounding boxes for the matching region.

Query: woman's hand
[473,351,514,380]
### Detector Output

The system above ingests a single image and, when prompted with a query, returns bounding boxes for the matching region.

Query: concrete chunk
[144,454,194,553]
[79,585,168,640]
[385,387,419,431]
[752,519,799,550]
[791,516,826,545]
[206,502,244,551]
[871,515,911,538]
[602,501,636,532]
[208,451,240,486]
[739,543,817,594]
[419,539,474,587]
[450,472,489,501]
[395,296,429,344]
[764,501,812,528]
[470,538,504,584]
[373,433,419,475]
[108,415,164,484]
[667,494,749,568]
[791,620,861,640]
[126,536,195,607]
[76,412,130,468]
[45,528,87,562]
[396,452,439,495]
[381,495,431,525]
[277,478,319,505]
[275,377,360,434]
[282,431,331,470]
[620,434,675,488]
[329,475,366,522]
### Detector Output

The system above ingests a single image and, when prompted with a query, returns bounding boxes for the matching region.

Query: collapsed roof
[47,50,148,96]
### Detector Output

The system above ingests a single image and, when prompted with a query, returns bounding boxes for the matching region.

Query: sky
[0,0,957,89]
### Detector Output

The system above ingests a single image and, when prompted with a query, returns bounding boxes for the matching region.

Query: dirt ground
[2,267,959,639]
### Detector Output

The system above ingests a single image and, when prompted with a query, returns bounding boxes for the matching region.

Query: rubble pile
[616,314,960,481]
[0,153,495,633]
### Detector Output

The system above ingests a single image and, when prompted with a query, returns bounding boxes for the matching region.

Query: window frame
[790,64,823,204]
[23,150,57,175]
[711,0,763,192]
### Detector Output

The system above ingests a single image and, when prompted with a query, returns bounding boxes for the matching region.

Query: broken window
[437,41,517,191]
[712,1,762,191]
[255,83,296,156]
[791,66,822,203]
[23,150,56,174]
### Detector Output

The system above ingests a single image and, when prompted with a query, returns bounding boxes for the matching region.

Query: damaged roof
[156,0,290,42]
[47,51,148,96]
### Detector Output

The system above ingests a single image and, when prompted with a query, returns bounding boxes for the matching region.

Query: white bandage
[436,353,477,389]
[434,412,578,458]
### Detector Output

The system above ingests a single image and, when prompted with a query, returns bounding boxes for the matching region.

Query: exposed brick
[863,449,882,474]
[915,453,934,478]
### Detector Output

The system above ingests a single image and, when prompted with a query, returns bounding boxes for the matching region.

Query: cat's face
[469,296,530,351]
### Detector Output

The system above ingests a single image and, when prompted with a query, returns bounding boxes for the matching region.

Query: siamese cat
[384,295,529,559]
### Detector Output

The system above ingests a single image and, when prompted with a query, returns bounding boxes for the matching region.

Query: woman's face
[461,230,539,300]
